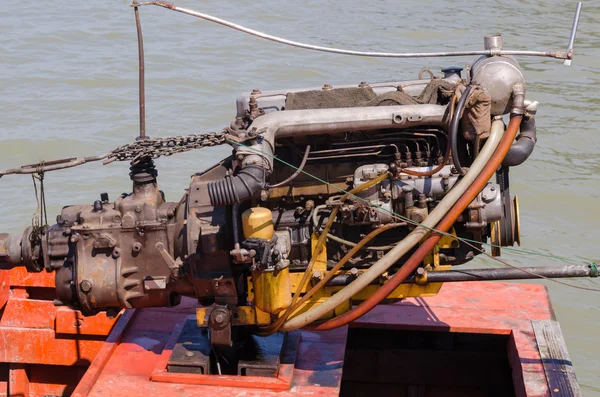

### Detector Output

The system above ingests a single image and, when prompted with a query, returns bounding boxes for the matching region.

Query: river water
[1,0,598,393]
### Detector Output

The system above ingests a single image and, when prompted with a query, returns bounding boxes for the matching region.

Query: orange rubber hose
[309,115,523,331]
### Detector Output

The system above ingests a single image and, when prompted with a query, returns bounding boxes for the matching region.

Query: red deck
[67,282,565,397]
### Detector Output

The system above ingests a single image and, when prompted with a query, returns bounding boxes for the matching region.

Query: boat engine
[0,44,537,353]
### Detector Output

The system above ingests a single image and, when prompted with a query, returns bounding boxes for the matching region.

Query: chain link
[106,132,228,164]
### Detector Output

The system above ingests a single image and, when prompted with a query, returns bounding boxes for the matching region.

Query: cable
[449,86,472,176]
[274,171,390,333]
[281,118,507,331]
[309,115,523,331]
[258,221,404,336]
[227,137,593,266]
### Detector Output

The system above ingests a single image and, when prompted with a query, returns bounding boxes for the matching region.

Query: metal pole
[564,2,583,66]
[326,264,597,286]
[133,0,146,139]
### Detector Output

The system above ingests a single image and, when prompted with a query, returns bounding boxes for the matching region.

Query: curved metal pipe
[502,117,536,167]
[237,104,448,171]
[449,86,472,176]
[267,145,310,188]
[210,105,447,206]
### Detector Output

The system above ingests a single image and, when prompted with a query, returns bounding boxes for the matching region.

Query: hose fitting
[511,83,526,115]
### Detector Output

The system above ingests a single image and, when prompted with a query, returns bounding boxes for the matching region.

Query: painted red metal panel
[55,308,119,336]
[8,268,54,288]
[0,269,118,397]
[0,270,9,311]
[71,282,557,397]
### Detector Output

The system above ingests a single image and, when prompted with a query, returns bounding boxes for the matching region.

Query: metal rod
[133,2,570,61]
[326,264,597,286]
[268,145,310,188]
[133,0,146,139]
[564,2,583,66]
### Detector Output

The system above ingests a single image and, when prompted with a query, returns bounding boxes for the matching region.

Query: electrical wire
[227,138,594,266]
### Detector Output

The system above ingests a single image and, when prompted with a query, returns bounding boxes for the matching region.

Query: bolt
[114,215,121,223]
[251,88,261,95]
[134,206,142,213]
[349,267,359,277]
[71,235,80,243]
[214,313,225,324]
[305,200,315,211]
[80,280,92,293]
[185,351,195,357]
[132,242,142,253]
[312,271,323,281]
[359,81,369,88]
[260,190,269,201]
[416,267,426,276]
[236,154,244,161]
[93,200,103,212]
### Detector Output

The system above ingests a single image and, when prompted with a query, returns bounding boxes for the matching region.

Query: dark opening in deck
[340,328,516,397]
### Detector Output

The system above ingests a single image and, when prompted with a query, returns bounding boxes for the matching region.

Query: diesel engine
[0,39,538,345]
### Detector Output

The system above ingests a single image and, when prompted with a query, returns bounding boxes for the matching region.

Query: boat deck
[70,282,581,397]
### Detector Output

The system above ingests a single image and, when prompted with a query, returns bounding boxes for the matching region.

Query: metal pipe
[267,145,310,188]
[564,2,583,66]
[134,2,573,61]
[210,105,447,206]
[133,0,146,139]
[325,264,597,286]
[237,104,448,171]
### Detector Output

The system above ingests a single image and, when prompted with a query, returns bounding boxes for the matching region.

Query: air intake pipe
[208,165,266,206]
[208,104,448,206]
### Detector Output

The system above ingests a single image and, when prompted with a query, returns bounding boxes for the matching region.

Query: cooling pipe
[208,104,447,206]
[503,101,537,167]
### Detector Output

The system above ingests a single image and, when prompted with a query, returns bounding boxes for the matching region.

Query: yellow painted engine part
[241,207,274,239]
[251,268,292,314]
[242,206,291,314]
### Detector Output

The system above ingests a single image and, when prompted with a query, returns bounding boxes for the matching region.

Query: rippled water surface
[1,0,599,393]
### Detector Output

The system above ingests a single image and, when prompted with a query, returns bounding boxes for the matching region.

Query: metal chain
[104,132,228,165]
[0,132,230,178]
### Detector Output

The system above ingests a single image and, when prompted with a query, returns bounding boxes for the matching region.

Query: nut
[132,242,142,253]
[80,280,92,293]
